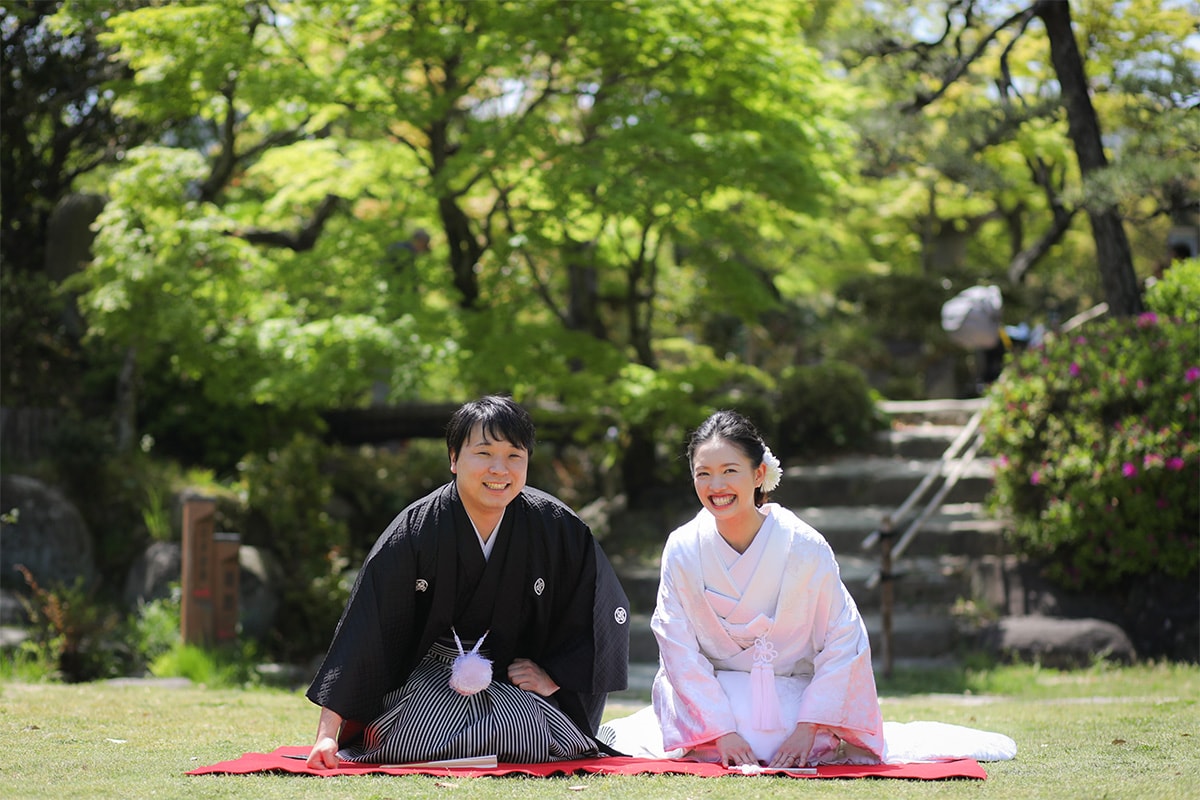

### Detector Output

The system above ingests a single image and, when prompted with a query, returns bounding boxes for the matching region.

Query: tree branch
[1008,155,1077,283]
[1007,207,1078,284]
[997,9,1037,103]
[232,194,341,251]
[903,5,1038,114]
[199,85,241,203]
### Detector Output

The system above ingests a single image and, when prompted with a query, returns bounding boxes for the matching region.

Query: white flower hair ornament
[449,627,493,696]
[760,446,782,493]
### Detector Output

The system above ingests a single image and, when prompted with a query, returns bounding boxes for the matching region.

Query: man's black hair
[446,395,536,457]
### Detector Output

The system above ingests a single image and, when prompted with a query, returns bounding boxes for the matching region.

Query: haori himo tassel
[750,635,784,731]
[449,628,493,696]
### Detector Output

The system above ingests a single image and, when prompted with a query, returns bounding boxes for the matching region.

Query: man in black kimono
[306,395,630,767]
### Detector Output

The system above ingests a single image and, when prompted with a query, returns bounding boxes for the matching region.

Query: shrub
[129,589,182,667]
[1146,257,1200,324]
[235,432,351,660]
[13,565,123,682]
[982,303,1199,590]
[322,441,448,560]
[776,361,888,457]
[148,640,262,688]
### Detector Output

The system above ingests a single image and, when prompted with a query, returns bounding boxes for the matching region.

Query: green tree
[817,0,1197,317]
[0,0,153,404]
[74,0,850,499]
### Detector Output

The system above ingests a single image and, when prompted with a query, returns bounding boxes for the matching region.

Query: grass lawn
[0,662,1196,800]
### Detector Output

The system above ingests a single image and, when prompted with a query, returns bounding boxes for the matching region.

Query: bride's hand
[767,722,818,768]
[715,732,757,766]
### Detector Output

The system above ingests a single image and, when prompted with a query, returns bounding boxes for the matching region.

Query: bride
[601,410,1015,768]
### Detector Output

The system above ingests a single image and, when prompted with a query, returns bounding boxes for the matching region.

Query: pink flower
[1186,367,1200,383]
[1122,462,1137,478]
[1031,470,1042,485]
[1167,457,1186,471]
[1136,312,1158,327]
[1069,362,1081,377]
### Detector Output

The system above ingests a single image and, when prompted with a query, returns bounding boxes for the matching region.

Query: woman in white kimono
[601,411,1017,768]
[652,410,884,767]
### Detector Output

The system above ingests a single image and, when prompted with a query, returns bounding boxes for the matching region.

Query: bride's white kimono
[650,503,885,764]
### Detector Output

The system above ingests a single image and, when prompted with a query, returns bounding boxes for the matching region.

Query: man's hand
[307,707,343,769]
[306,735,339,769]
[507,658,560,696]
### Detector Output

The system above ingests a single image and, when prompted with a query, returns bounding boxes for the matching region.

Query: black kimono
[306,483,630,763]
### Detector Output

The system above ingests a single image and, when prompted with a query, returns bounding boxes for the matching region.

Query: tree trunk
[621,421,660,509]
[1035,0,1143,316]
[438,197,482,310]
[113,346,138,453]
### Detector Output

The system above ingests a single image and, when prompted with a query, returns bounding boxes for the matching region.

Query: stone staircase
[614,398,1007,694]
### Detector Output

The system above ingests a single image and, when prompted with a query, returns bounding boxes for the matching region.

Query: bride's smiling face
[690,437,765,521]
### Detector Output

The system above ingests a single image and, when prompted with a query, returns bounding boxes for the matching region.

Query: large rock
[238,545,283,640]
[985,560,1198,662]
[121,541,282,640]
[0,475,97,591]
[0,588,29,625]
[979,616,1137,668]
[123,541,182,609]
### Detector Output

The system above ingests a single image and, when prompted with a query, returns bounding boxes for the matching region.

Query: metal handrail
[861,408,984,555]
[864,300,1110,676]
[892,433,985,562]
[861,406,986,678]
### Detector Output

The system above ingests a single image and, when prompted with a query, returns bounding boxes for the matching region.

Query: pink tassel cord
[750,636,784,731]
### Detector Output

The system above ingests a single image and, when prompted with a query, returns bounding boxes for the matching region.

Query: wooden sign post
[181,494,240,646]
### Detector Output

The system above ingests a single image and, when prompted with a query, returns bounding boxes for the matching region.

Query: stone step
[793,503,1009,558]
[866,424,982,460]
[774,456,996,509]
[861,612,963,661]
[879,398,988,426]
[840,554,973,610]
[627,613,659,662]
[617,564,661,615]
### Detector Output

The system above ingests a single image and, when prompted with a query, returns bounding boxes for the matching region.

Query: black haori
[337,640,600,764]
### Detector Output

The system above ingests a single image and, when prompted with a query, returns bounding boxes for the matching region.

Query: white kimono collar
[701,513,786,640]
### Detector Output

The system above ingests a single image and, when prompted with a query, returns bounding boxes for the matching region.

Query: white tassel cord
[750,636,784,731]
[449,627,494,696]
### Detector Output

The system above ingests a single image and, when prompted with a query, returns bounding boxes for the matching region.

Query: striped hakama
[338,641,601,764]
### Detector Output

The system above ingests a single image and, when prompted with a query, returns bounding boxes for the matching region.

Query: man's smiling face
[450,422,529,523]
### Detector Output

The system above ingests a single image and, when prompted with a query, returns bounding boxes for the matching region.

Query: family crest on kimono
[600,410,1017,768]
[305,395,630,768]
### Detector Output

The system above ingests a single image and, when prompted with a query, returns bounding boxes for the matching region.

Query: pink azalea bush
[982,263,1199,590]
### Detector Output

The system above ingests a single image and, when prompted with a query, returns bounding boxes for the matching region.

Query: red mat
[187,746,987,780]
